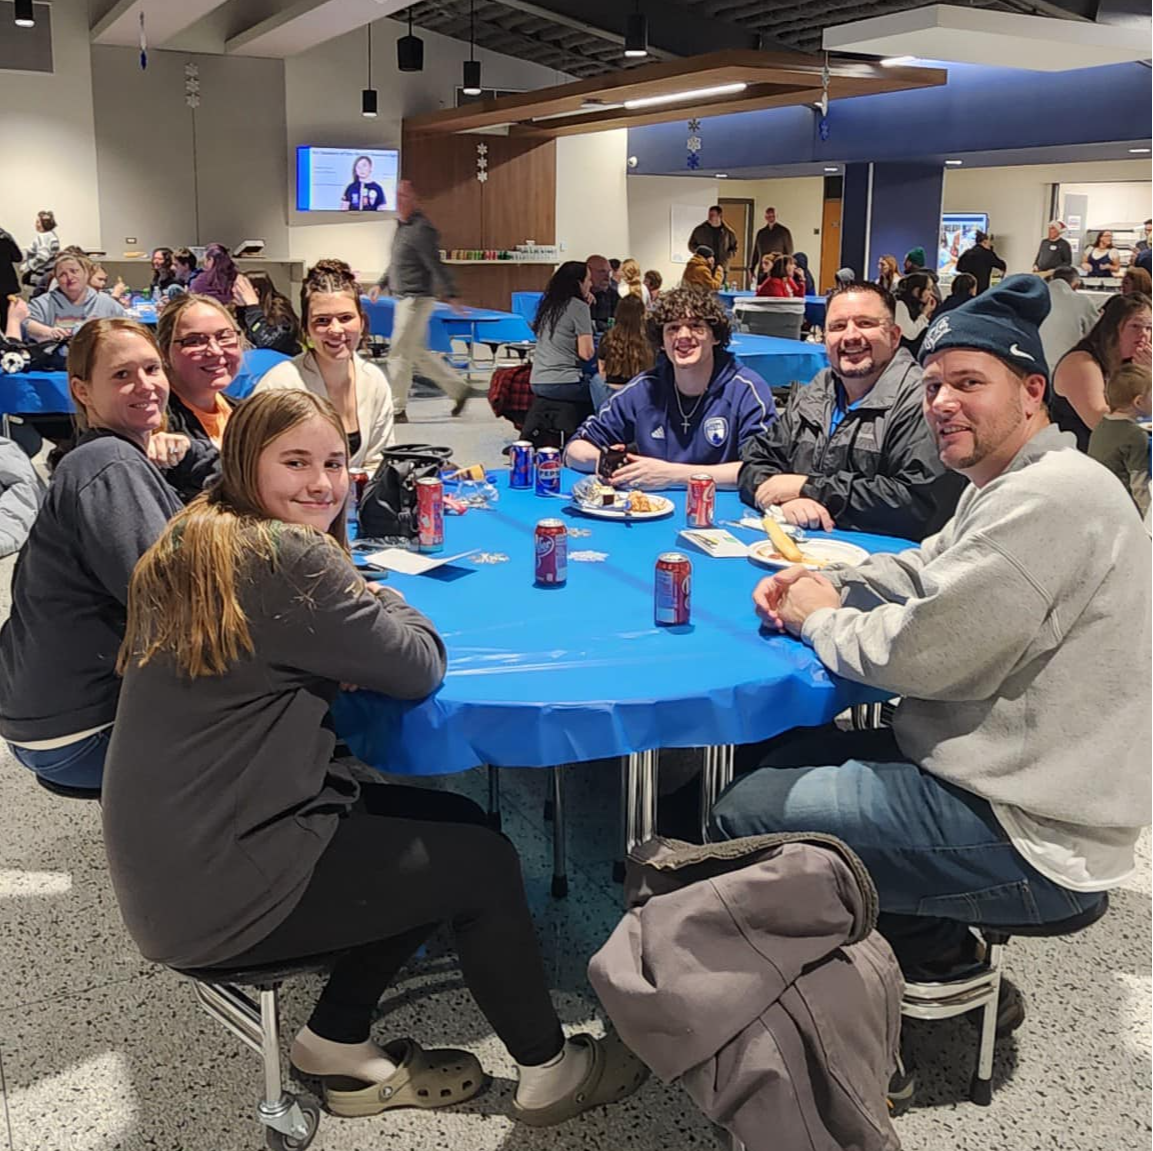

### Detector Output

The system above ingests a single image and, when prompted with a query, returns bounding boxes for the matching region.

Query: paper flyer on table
[678,529,750,558]
[362,548,479,575]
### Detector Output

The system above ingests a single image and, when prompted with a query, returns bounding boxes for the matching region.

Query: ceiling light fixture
[945,159,963,166]
[824,166,839,173]
[462,0,483,96]
[880,55,916,66]
[361,24,377,117]
[397,6,424,73]
[715,173,728,178]
[1128,147,1151,154]
[14,0,34,27]
[624,2,648,58]
[623,82,747,110]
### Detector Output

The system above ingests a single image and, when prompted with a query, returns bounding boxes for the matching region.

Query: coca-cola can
[535,447,562,496]
[509,441,534,489]
[350,469,370,505]
[686,473,716,528]
[654,552,692,626]
[416,477,444,553]
[534,518,567,586]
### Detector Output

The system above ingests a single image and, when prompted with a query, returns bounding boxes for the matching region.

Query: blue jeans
[710,726,1101,970]
[8,730,111,790]
[588,374,613,412]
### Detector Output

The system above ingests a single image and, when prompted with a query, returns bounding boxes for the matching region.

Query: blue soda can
[509,440,534,489]
[535,447,561,496]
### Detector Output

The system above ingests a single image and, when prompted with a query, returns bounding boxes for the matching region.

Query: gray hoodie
[802,424,1152,831]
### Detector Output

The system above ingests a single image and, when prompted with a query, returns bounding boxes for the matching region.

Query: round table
[333,474,902,864]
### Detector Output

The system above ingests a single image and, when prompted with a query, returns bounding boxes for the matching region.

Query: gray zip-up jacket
[377,209,455,299]
[738,348,964,540]
[589,835,902,1151]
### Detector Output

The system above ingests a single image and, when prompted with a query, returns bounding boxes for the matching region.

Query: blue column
[840,163,871,281]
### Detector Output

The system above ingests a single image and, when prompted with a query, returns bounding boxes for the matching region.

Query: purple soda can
[416,477,444,553]
[509,441,533,489]
[535,447,561,496]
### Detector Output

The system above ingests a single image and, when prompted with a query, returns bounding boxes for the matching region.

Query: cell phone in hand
[597,443,629,481]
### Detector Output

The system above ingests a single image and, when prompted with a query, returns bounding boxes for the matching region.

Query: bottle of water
[346,487,359,540]
[152,285,161,305]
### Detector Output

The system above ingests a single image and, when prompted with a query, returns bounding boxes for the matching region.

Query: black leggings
[217,784,565,1067]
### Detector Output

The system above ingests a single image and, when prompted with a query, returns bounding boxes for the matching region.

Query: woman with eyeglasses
[0,318,217,792]
[156,294,244,449]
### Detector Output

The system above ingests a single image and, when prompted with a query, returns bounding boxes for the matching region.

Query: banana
[762,514,805,564]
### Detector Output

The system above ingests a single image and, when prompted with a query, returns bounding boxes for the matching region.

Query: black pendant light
[624,1,648,58]
[462,0,482,96]
[397,7,424,73]
[362,23,378,117]
[14,0,35,27]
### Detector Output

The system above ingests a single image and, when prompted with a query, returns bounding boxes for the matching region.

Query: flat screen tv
[939,213,988,275]
[296,146,399,213]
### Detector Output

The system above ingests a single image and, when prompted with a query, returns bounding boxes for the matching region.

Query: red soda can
[654,552,692,626]
[350,469,370,505]
[686,473,716,528]
[509,441,533,489]
[534,519,567,586]
[416,477,444,553]
[535,447,561,496]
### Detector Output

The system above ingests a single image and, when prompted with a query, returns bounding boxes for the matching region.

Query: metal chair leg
[617,749,658,889]
[550,766,568,898]
[970,942,1003,1105]
[486,765,501,831]
[613,757,628,883]
[699,744,735,843]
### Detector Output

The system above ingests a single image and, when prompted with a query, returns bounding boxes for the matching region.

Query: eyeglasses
[174,330,240,351]
[663,321,710,338]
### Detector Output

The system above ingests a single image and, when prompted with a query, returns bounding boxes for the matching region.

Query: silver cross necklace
[673,387,706,434]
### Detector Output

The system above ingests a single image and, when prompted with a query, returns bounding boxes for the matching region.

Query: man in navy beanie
[712,276,1150,1078]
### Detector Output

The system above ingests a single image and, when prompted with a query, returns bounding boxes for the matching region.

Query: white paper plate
[747,538,869,571]
[571,495,675,520]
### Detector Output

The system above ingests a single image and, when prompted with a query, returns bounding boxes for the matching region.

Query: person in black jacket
[232,270,303,355]
[738,281,963,541]
[0,317,216,790]
[955,232,1007,294]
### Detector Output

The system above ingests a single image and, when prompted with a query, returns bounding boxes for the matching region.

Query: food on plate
[448,463,487,481]
[762,515,805,563]
[625,491,659,513]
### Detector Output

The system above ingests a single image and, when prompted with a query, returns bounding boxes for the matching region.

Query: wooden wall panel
[447,263,553,311]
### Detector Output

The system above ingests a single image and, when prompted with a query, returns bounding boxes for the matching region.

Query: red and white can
[686,473,716,528]
[654,552,691,626]
[534,519,567,586]
[416,476,444,553]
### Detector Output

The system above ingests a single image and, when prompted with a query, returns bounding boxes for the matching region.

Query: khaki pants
[387,295,468,413]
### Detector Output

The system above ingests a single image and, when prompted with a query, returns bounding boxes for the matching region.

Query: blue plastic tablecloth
[360,296,523,354]
[332,478,903,776]
[0,348,289,415]
[728,334,827,389]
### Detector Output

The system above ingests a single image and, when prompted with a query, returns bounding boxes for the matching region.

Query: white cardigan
[254,352,394,472]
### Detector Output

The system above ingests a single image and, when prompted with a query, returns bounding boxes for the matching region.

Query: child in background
[1088,363,1151,517]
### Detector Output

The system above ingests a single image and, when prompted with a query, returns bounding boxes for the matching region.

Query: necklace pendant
[682,418,692,434]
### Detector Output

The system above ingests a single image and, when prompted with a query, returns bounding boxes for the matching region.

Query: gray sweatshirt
[102,531,447,968]
[377,209,454,299]
[801,424,1152,830]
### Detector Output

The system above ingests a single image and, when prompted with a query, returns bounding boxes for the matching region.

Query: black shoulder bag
[357,443,454,540]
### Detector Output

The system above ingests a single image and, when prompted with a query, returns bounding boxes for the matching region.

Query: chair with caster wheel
[174,953,347,1150]
[900,896,1108,1106]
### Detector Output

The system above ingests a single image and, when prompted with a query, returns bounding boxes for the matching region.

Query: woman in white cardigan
[254,259,393,472]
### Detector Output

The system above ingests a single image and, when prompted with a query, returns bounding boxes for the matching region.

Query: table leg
[699,744,735,844]
[550,766,568,899]
[613,757,628,884]
[617,749,658,884]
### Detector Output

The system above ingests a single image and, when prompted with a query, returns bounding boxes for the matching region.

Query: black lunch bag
[357,443,454,540]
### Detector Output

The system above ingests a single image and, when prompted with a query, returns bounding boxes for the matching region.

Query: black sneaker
[967,976,1025,1037]
[395,411,409,424]
[450,394,470,417]
[887,1065,916,1118]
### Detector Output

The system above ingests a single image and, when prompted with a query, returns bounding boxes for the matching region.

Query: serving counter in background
[97,257,306,295]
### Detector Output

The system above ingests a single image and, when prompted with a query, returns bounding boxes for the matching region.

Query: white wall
[626,175,719,288]
[555,131,630,262]
[722,176,825,261]
[944,160,1152,274]
[284,17,567,279]
[1059,181,1152,232]
[0,0,102,250]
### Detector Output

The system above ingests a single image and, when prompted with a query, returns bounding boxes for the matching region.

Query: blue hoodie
[573,350,777,465]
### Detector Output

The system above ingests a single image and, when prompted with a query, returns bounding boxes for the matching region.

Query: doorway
[720,197,754,289]
[819,198,842,294]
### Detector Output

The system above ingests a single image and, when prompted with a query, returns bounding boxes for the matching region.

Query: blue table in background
[730,334,826,389]
[361,296,532,361]
[718,290,827,328]
[334,478,902,849]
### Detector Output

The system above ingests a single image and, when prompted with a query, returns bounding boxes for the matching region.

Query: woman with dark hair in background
[22,210,59,291]
[173,247,198,287]
[189,243,239,306]
[1121,267,1152,297]
[1081,230,1122,279]
[231,269,303,355]
[1053,292,1152,450]
[590,293,655,408]
[150,248,177,294]
[756,255,803,298]
[341,155,388,212]
[793,252,816,296]
[893,272,939,352]
[934,272,978,316]
[0,223,22,331]
[642,268,662,303]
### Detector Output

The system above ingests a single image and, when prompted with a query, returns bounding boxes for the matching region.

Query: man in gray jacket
[1039,265,1100,371]
[370,180,469,423]
[713,276,1151,978]
[738,281,963,540]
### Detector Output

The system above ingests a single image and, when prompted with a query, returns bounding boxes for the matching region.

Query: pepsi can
[509,441,533,489]
[535,447,561,496]
[534,519,567,586]
[654,552,691,626]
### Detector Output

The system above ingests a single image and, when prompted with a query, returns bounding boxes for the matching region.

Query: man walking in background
[371,179,470,423]
[751,207,795,273]
[688,207,738,280]
[955,231,1007,294]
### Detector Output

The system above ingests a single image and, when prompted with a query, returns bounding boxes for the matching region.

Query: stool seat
[36,776,102,801]
[978,895,1108,942]
[177,951,347,988]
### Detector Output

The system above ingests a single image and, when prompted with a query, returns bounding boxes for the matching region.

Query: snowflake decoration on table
[470,552,509,565]
[570,550,609,563]
[567,527,592,538]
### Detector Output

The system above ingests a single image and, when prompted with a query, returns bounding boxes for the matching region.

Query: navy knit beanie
[919,273,1052,380]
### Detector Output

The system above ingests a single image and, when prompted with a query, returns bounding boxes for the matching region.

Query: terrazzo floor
[0,385,1148,1151]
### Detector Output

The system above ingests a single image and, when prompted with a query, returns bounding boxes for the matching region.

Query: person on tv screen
[341,156,388,212]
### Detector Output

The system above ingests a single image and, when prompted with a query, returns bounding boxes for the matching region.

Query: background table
[360,296,531,354]
[729,334,827,388]
[334,478,898,777]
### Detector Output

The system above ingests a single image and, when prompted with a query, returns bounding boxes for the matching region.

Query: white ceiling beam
[225,0,410,58]
[92,0,235,48]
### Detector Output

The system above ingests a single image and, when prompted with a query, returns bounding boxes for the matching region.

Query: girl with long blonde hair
[616,258,650,305]
[103,389,646,1128]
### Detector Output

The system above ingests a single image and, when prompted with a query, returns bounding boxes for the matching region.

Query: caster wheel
[266,1101,320,1150]
[611,860,625,884]
[551,874,569,899]
[969,1076,993,1107]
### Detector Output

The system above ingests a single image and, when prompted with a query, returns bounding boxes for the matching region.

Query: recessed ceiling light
[715,173,728,178]
[623,82,747,110]
[945,159,963,166]
[880,55,916,67]
[1129,147,1151,154]
[824,166,839,173]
